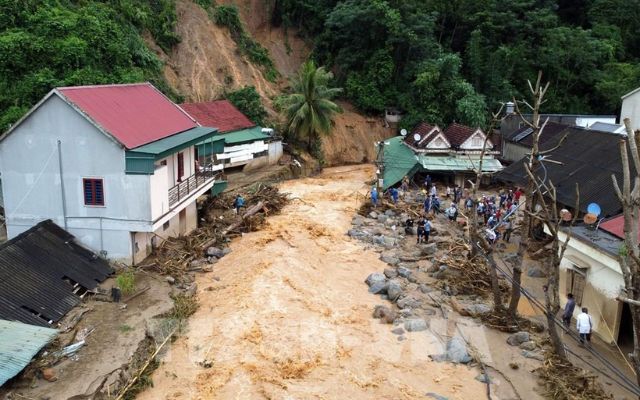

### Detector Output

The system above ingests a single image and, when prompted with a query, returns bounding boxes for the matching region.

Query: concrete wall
[0,94,152,261]
[557,231,625,344]
[622,90,640,131]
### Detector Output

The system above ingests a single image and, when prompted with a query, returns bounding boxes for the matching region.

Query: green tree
[225,86,267,126]
[281,60,342,161]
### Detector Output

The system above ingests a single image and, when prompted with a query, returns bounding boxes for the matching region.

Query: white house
[0,83,225,265]
[621,87,640,131]
[554,221,632,346]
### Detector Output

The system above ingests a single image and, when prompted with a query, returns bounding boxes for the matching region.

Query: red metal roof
[443,123,478,147]
[58,83,197,149]
[405,122,441,148]
[180,100,255,133]
[599,215,640,241]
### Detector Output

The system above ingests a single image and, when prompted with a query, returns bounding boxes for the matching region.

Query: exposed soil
[136,165,488,399]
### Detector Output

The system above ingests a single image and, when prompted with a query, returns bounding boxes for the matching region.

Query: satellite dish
[587,203,601,217]
[400,129,408,136]
[584,213,598,224]
[560,209,572,222]
[413,134,421,142]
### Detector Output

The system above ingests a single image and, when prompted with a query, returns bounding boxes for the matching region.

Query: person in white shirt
[576,307,593,346]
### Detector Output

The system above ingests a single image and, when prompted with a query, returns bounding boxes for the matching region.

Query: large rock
[404,318,428,332]
[42,367,57,382]
[419,242,438,256]
[383,268,398,278]
[377,214,388,223]
[368,282,387,294]
[397,296,421,309]
[205,246,225,258]
[372,305,396,323]
[352,216,365,226]
[397,266,412,278]
[521,350,544,361]
[368,211,378,219]
[380,252,400,265]
[507,331,531,346]
[519,341,537,351]
[365,272,387,287]
[386,280,403,301]
[464,303,492,316]
[445,336,472,364]
[384,209,396,217]
[432,265,449,280]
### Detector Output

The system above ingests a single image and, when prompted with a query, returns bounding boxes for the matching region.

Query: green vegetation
[116,270,136,295]
[226,86,268,126]
[119,324,134,333]
[280,61,342,162]
[211,5,279,82]
[0,0,181,132]
[275,0,640,128]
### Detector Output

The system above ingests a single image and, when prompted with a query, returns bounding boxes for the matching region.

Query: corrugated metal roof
[599,215,636,241]
[58,83,197,149]
[443,123,477,147]
[0,320,57,386]
[128,127,222,158]
[506,122,569,146]
[497,126,633,217]
[0,220,112,327]
[220,126,271,145]
[180,100,255,133]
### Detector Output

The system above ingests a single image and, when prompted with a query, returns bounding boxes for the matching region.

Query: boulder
[365,272,387,287]
[419,284,433,294]
[386,280,403,301]
[184,283,198,297]
[432,265,449,280]
[377,214,388,223]
[206,246,225,258]
[368,282,387,294]
[383,236,398,247]
[419,242,438,256]
[391,327,405,335]
[397,266,412,278]
[397,296,421,309]
[445,336,472,364]
[368,211,378,219]
[372,305,397,323]
[380,252,400,266]
[383,268,398,279]
[464,303,492,316]
[507,331,530,346]
[385,209,396,217]
[527,267,547,278]
[352,216,365,226]
[519,341,537,351]
[521,350,544,361]
[373,235,386,245]
[222,247,232,256]
[404,318,428,332]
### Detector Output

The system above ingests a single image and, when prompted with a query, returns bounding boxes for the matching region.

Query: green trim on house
[211,180,228,196]
[220,126,271,146]
[125,127,223,174]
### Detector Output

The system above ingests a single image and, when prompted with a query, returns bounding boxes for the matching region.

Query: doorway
[618,302,634,350]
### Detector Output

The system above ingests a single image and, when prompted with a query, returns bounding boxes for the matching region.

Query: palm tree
[282,60,342,159]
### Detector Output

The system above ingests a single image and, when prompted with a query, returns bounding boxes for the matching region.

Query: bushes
[226,86,267,125]
[212,5,278,82]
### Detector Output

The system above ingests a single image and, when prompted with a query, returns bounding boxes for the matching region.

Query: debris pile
[142,184,289,281]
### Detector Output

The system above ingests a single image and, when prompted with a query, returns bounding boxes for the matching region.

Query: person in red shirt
[514,187,523,203]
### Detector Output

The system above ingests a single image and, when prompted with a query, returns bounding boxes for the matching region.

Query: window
[566,268,586,305]
[83,178,104,206]
[177,152,184,181]
[472,135,483,147]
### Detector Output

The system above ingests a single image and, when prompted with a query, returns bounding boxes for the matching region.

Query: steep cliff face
[147,0,394,165]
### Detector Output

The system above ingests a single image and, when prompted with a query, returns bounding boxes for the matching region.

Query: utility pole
[375,141,385,192]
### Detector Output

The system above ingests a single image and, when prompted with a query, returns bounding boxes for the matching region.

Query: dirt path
[137,165,485,399]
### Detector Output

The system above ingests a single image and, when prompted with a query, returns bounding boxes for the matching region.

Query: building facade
[621,87,640,131]
[0,83,223,264]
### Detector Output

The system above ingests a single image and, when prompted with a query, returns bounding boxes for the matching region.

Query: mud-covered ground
[137,165,491,399]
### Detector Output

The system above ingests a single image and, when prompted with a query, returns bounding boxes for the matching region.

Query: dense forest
[274,0,640,128]
[1,0,639,131]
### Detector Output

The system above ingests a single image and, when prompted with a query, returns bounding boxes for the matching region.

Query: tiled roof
[180,100,255,133]
[497,126,634,217]
[0,220,112,327]
[58,83,197,149]
[405,122,441,148]
[443,123,477,147]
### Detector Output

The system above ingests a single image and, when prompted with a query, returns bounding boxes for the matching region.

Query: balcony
[168,170,218,207]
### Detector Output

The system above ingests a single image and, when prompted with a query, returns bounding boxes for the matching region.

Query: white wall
[622,90,640,131]
[576,116,617,128]
[0,94,153,261]
[150,164,170,220]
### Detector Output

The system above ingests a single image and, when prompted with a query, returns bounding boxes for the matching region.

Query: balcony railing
[168,170,218,207]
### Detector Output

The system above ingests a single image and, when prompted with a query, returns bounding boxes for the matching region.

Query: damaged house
[0,83,226,264]
[382,122,503,189]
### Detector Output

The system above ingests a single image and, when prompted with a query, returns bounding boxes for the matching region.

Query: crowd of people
[369,174,523,246]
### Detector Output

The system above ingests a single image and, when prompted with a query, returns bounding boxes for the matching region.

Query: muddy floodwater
[137,165,489,399]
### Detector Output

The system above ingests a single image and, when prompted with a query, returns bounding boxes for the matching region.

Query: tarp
[0,320,57,386]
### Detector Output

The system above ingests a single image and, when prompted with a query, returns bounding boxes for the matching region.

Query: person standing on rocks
[576,307,593,346]
[233,194,245,215]
[390,187,399,204]
[562,293,576,328]
[423,196,432,213]
[423,218,432,243]
[371,187,378,207]
[417,216,426,243]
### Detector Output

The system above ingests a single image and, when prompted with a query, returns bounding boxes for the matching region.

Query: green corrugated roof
[129,127,222,159]
[382,136,420,190]
[220,126,271,145]
[0,320,57,386]
[381,136,503,189]
[417,155,503,172]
